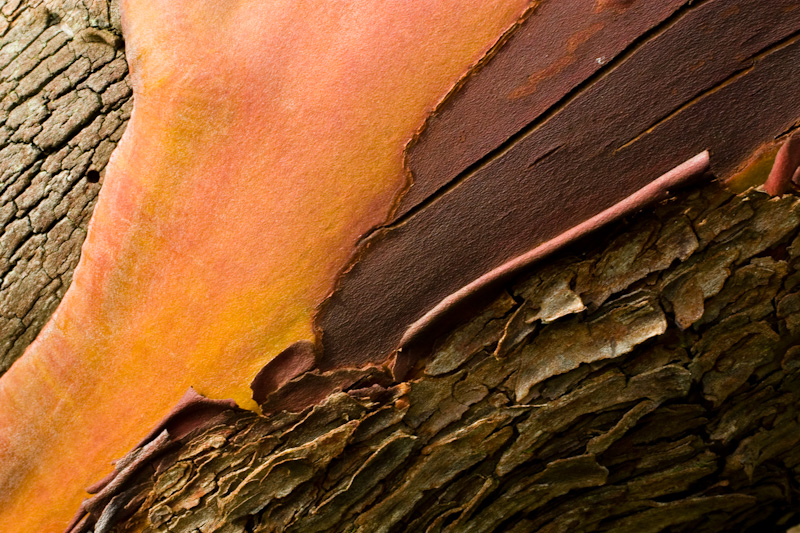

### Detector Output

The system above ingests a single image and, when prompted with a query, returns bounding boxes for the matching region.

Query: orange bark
[0,1,531,530]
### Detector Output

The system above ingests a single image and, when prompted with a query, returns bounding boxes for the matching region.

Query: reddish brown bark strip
[257,366,393,415]
[66,431,170,533]
[765,135,800,195]
[395,0,689,218]
[250,341,318,406]
[66,390,241,533]
[133,388,237,448]
[395,151,709,376]
[317,0,800,372]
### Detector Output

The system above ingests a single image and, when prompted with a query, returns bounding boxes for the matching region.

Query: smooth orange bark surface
[0,1,530,530]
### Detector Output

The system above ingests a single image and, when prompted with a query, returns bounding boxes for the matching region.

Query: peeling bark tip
[765,134,800,196]
[250,340,318,405]
[398,151,710,360]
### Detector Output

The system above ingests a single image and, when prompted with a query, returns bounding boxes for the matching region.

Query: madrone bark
[2,1,800,532]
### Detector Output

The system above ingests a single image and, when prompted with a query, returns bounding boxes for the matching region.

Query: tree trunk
[2,1,800,532]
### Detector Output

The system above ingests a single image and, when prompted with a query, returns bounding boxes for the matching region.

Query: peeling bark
[3,1,800,532]
[0,0,129,373]
[318,0,800,371]
[83,182,800,533]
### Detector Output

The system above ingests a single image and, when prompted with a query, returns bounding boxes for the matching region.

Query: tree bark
[0,0,128,373]
[3,1,800,532]
[78,180,800,533]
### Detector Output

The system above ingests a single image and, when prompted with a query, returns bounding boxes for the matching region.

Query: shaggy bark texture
[82,181,800,533]
[0,0,128,373]
[4,1,800,532]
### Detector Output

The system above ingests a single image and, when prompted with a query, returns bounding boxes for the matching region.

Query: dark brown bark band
[317,0,800,373]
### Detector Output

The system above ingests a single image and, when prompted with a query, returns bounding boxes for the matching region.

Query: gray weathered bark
[0,0,129,373]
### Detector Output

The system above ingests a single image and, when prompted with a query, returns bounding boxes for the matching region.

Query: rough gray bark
[0,0,129,373]
[82,181,800,533]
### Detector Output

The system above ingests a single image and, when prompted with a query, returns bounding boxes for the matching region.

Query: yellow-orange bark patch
[0,1,531,530]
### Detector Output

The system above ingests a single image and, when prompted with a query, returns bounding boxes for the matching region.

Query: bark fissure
[372,0,701,235]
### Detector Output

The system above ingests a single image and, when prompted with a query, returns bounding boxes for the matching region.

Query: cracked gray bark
[85,181,800,533]
[0,0,129,373]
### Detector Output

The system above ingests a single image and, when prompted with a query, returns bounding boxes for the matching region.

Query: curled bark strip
[258,366,393,416]
[250,340,318,406]
[67,431,171,532]
[396,151,709,373]
[134,388,237,448]
[83,431,171,516]
[765,134,800,195]
[67,388,242,533]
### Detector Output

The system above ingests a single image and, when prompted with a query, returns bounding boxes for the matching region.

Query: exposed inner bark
[3,2,800,532]
[76,179,800,533]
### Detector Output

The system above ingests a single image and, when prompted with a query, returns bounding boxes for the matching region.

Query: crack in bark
[617,27,800,153]
[372,0,702,235]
